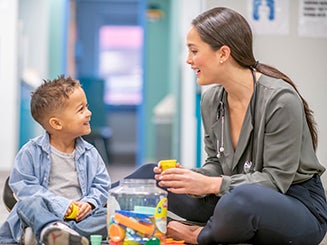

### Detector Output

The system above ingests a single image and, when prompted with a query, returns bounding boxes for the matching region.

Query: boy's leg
[16,196,88,244]
[41,222,88,245]
[68,207,107,240]
[16,196,60,240]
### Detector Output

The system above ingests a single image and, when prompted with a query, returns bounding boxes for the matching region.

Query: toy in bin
[107,179,168,244]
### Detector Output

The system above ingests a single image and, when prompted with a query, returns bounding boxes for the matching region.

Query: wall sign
[298,0,327,37]
[247,0,290,35]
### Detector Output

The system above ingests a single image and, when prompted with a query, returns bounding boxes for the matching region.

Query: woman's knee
[125,163,157,179]
[216,184,269,218]
[199,185,265,243]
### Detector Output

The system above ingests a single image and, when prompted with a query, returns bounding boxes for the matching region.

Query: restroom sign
[247,0,290,35]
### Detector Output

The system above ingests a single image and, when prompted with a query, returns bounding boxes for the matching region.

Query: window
[99,26,143,105]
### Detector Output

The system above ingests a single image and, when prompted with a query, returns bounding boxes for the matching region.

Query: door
[75,0,145,165]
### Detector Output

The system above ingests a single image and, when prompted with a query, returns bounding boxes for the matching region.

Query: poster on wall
[246,0,290,35]
[298,0,327,37]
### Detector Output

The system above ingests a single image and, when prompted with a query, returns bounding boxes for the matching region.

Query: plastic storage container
[107,179,168,244]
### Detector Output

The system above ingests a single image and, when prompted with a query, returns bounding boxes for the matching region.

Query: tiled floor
[1,165,327,244]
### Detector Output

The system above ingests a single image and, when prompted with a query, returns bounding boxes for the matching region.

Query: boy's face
[56,87,92,138]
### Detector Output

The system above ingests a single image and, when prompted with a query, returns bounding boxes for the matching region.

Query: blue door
[75,0,146,165]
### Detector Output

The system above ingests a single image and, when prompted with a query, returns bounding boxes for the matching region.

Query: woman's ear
[48,117,62,130]
[216,45,231,63]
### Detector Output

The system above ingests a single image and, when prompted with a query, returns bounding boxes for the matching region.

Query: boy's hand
[65,203,74,217]
[75,201,93,222]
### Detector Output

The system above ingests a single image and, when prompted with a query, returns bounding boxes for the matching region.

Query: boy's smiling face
[53,86,92,139]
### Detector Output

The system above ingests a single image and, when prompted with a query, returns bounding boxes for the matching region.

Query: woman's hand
[155,167,222,196]
[154,162,182,180]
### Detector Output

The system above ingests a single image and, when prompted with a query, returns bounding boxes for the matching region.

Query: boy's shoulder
[28,133,49,147]
[76,136,94,150]
[18,133,50,154]
[20,134,96,157]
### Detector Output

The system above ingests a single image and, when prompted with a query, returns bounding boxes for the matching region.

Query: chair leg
[94,137,110,164]
[2,176,17,211]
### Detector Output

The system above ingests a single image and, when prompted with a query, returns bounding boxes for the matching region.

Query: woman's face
[186,26,221,86]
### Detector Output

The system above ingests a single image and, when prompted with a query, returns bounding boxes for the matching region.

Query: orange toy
[113,213,155,236]
[109,223,126,242]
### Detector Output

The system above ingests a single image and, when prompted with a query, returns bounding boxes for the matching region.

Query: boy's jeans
[16,196,107,243]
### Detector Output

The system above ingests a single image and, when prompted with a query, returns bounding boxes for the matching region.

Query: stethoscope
[216,67,258,173]
[216,101,225,159]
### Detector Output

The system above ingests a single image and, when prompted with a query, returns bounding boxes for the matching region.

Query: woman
[154,7,327,245]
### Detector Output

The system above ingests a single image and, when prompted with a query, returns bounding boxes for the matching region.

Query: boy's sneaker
[41,222,89,245]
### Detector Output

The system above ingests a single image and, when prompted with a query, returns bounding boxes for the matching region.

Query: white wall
[204,0,327,184]
[0,0,18,171]
[19,0,49,82]
[179,0,204,168]
[0,0,49,171]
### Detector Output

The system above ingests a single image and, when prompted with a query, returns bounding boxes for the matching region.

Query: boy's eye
[78,104,89,113]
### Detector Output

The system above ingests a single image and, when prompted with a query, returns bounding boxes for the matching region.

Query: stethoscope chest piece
[216,143,224,159]
[243,160,253,173]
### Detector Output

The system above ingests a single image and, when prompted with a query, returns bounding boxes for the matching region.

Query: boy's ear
[48,117,62,130]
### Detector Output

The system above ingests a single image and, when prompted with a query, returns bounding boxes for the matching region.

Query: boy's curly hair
[30,75,81,128]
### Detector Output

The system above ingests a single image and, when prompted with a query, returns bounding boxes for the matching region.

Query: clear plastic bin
[107,179,168,244]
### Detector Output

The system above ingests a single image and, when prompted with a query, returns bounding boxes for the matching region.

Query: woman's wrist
[209,176,222,195]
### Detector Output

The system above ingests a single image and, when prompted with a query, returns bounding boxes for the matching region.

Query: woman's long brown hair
[192,7,318,151]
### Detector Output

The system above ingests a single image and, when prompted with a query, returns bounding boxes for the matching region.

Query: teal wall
[168,1,181,159]
[18,0,68,148]
[48,0,68,79]
[142,0,182,162]
[19,82,38,148]
[43,0,182,163]
[143,0,172,161]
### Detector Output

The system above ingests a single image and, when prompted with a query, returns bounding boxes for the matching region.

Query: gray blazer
[196,74,325,195]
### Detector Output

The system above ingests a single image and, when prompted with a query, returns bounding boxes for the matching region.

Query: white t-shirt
[48,145,82,201]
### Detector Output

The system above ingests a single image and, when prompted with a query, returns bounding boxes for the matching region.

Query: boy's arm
[9,148,71,217]
[80,153,111,208]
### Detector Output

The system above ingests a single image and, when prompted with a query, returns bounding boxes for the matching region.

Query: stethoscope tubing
[216,68,257,161]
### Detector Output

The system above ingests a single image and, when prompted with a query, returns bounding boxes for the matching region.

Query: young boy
[0,75,111,245]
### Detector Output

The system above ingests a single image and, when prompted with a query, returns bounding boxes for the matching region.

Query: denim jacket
[0,132,111,243]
